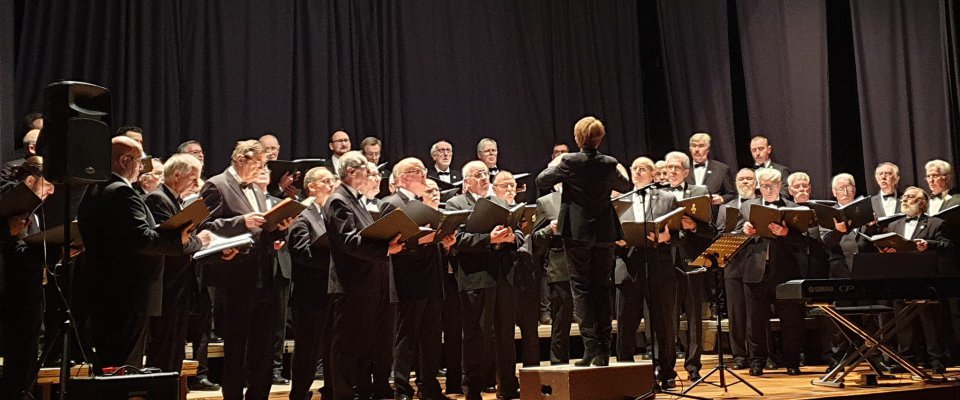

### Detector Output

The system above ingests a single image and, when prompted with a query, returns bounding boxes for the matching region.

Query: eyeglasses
[433,148,452,154]
[424,188,440,195]
[401,167,426,176]
[759,183,779,191]
[926,174,948,180]
[331,138,350,144]
[834,185,855,192]
[663,165,685,171]
[469,171,491,179]
[875,171,896,177]
[494,182,517,189]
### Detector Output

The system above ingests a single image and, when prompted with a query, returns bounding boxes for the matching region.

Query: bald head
[23,129,41,156]
[112,136,144,181]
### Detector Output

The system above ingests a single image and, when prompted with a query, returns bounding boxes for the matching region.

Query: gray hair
[925,159,953,176]
[338,151,368,179]
[163,153,202,180]
[755,167,782,183]
[831,173,855,188]
[476,138,497,156]
[786,171,810,187]
[664,151,690,169]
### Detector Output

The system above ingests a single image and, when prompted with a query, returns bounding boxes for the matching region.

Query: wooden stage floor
[185,355,960,400]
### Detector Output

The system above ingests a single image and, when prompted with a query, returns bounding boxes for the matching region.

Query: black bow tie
[239,182,254,190]
[693,163,706,169]
[905,216,921,223]
[753,164,764,170]
[739,197,749,203]
[931,193,946,200]
[670,186,684,192]
[882,193,896,200]
[764,200,785,207]
[437,171,450,176]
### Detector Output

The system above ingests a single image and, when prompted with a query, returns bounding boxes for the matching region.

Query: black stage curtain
[737,0,832,196]
[0,0,15,161]
[657,0,737,167]
[851,0,960,190]
[9,0,647,178]
[5,0,960,199]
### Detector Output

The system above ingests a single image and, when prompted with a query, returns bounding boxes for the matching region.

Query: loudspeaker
[68,372,179,400]
[38,81,112,184]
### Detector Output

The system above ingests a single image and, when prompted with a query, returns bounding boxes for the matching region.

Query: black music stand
[681,234,763,396]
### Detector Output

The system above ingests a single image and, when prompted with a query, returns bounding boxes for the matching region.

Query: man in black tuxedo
[143,154,206,373]
[259,134,298,199]
[924,159,960,359]
[715,168,756,370]
[662,151,716,381]
[197,140,296,399]
[531,186,574,364]
[446,160,522,400]
[733,167,805,376]
[0,156,54,400]
[255,167,294,386]
[748,136,790,198]
[536,116,632,368]
[78,136,211,370]
[325,151,404,400]
[381,158,456,400]
[871,162,902,218]
[924,159,960,215]
[287,166,337,400]
[686,133,735,205]
[879,186,952,373]
[613,156,681,387]
[428,140,461,202]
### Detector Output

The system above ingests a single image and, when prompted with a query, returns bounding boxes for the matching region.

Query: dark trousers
[562,239,615,355]
[218,284,284,400]
[548,282,573,364]
[440,273,462,389]
[744,282,804,368]
[616,273,677,380]
[186,286,213,382]
[272,278,291,378]
[90,313,149,369]
[393,299,443,397]
[895,300,946,364]
[459,285,518,398]
[678,271,704,373]
[516,272,542,367]
[0,287,43,400]
[540,275,551,320]
[371,303,395,393]
[145,301,191,372]
[290,295,331,400]
[329,293,391,400]
[724,276,748,359]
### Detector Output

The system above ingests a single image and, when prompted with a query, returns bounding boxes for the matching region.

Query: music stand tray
[689,234,751,268]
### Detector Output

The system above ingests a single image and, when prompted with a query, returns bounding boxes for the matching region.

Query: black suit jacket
[870,192,901,218]
[614,188,678,285]
[445,192,522,291]
[143,185,203,310]
[733,198,804,284]
[198,169,284,290]
[531,192,570,283]
[380,190,444,300]
[324,183,392,297]
[428,166,462,202]
[667,184,718,264]
[265,194,293,280]
[288,204,332,306]
[77,174,188,317]
[536,149,632,243]
[887,214,950,248]
[686,159,735,202]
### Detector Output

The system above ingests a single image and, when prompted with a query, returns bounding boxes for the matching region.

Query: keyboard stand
[809,300,948,388]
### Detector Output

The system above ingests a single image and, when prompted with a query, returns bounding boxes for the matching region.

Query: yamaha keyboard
[777,277,960,302]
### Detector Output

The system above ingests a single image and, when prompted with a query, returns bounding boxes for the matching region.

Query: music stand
[682,234,763,396]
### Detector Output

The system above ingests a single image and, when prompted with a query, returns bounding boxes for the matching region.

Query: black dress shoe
[371,389,395,399]
[496,389,521,399]
[188,378,221,391]
[749,365,764,376]
[659,379,677,389]
[209,333,224,343]
[931,360,947,374]
[539,314,553,325]
[765,357,777,370]
[482,386,498,393]
[272,374,290,385]
[395,394,413,400]
[786,367,802,375]
[731,357,748,370]
[688,371,702,381]
[445,387,464,395]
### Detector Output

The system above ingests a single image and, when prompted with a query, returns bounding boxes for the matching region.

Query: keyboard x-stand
[777,277,960,388]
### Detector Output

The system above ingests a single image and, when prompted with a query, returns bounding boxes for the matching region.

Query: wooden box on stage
[519,362,654,400]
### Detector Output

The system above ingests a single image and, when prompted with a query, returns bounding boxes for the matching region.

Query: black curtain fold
[851,0,957,190]
[737,0,832,196]
[656,0,736,166]
[1,0,13,160]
